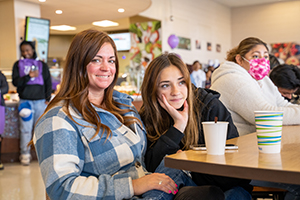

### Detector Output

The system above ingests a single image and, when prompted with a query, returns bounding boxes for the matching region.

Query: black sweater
[143,87,252,193]
[12,60,52,102]
[0,71,8,106]
[144,87,239,172]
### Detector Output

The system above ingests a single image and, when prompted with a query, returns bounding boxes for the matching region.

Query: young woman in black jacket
[139,53,252,199]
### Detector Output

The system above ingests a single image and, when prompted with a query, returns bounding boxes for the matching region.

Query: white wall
[231,1,300,47]
[140,0,232,65]
[14,0,40,59]
[48,35,74,60]
[0,0,16,70]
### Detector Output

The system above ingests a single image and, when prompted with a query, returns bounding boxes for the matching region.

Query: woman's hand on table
[176,150,182,154]
[132,173,178,196]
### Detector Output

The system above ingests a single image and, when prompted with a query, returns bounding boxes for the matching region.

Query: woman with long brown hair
[139,53,252,199]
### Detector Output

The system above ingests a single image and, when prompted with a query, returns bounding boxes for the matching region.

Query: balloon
[168,34,179,49]
[175,53,181,59]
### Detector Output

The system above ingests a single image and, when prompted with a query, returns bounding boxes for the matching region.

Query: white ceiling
[7,0,297,34]
[212,0,297,7]
[13,0,152,34]
[20,0,152,25]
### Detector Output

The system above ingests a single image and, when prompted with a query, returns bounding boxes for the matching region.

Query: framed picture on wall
[271,42,300,66]
[195,40,201,49]
[216,44,221,52]
[177,36,191,50]
[207,42,212,51]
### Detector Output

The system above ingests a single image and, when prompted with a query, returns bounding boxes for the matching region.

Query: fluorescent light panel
[118,8,125,13]
[56,10,63,14]
[92,20,119,27]
[50,25,76,31]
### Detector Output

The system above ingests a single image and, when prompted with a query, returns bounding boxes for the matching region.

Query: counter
[2,100,37,163]
[3,101,19,138]
[2,101,20,163]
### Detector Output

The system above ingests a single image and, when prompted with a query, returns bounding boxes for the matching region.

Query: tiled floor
[0,161,45,200]
[0,161,271,200]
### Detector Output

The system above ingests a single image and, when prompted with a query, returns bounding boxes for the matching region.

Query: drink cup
[202,121,229,155]
[254,111,283,153]
[31,65,38,71]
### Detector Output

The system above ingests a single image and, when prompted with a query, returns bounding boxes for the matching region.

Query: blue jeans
[19,99,47,154]
[251,180,300,200]
[224,186,252,200]
[141,161,197,200]
[141,161,251,200]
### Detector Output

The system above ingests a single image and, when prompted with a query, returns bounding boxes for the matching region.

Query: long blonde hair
[139,53,199,149]
[38,29,140,140]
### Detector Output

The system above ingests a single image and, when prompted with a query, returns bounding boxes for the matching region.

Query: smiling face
[87,42,116,97]
[238,44,269,71]
[21,44,34,59]
[157,65,188,109]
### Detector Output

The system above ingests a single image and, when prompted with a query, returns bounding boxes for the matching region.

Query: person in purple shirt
[0,70,8,170]
[12,40,52,166]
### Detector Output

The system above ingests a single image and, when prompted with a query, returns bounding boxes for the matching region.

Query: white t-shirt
[191,69,206,88]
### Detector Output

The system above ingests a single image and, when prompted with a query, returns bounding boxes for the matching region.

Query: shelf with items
[114,84,142,101]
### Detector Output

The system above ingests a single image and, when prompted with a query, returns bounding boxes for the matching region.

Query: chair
[46,192,51,200]
[252,186,287,200]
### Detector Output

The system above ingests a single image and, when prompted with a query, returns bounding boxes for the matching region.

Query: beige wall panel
[0,0,16,70]
[232,1,300,47]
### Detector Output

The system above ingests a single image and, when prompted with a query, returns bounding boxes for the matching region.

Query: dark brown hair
[139,53,199,149]
[270,64,300,90]
[227,37,269,63]
[192,60,202,71]
[39,29,139,140]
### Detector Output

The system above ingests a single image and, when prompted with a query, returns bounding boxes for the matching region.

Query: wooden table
[164,125,300,184]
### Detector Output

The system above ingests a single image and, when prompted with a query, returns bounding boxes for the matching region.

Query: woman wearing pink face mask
[210,37,300,199]
[210,37,300,136]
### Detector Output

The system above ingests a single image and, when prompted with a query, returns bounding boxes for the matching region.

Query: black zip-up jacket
[144,86,239,172]
[0,71,8,106]
[143,86,252,193]
[12,60,52,102]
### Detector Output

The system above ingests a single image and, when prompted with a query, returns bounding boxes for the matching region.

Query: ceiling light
[118,8,125,13]
[39,0,46,2]
[92,20,119,27]
[50,25,76,31]
[55,10,63,14]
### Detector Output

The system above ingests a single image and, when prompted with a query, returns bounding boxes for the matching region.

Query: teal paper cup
[254,111,283,153]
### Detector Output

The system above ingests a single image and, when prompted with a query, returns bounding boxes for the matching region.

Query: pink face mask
[243,57,270,80]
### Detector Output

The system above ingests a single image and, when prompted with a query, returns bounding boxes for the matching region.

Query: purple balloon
[175,53,181,59]
[168,34,179,49]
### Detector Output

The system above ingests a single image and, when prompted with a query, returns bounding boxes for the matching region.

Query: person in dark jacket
[0,71,8,107]
[12,40,52,166]
[0,70,8,170]
[269,64,300,104]
[139,53,252,200]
